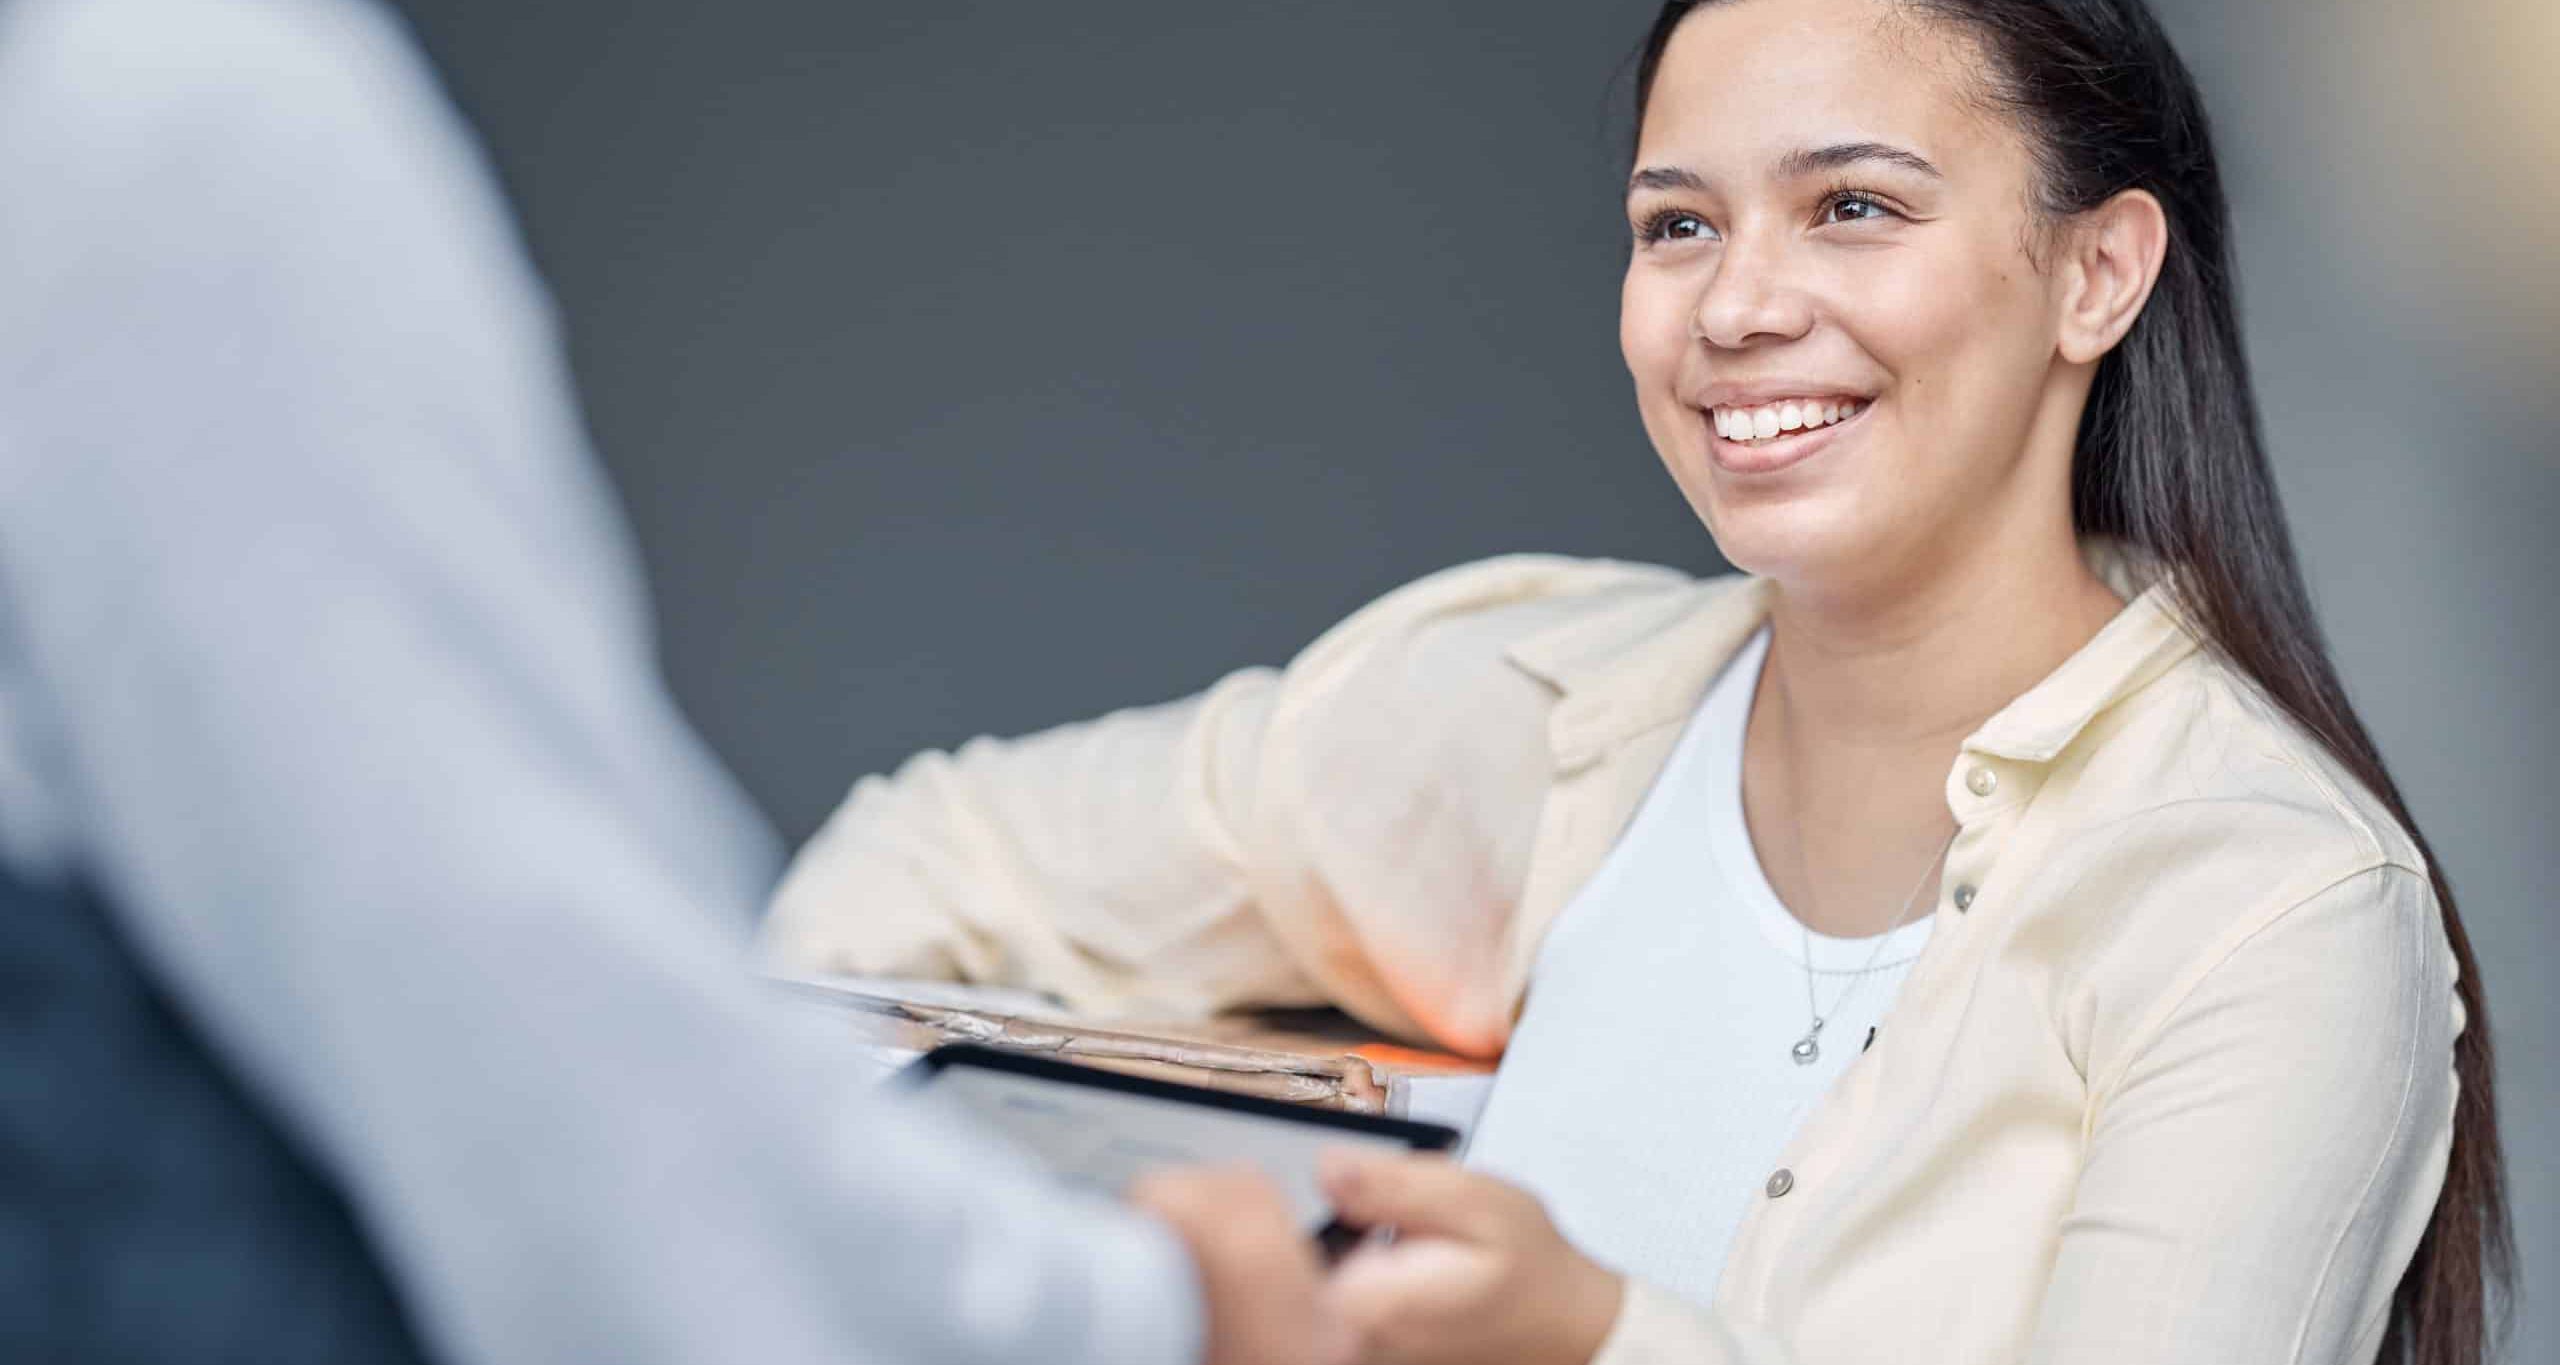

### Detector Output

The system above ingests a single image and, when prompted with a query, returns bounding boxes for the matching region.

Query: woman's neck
[1759,533,2124,753]
[1740,526,2123,937]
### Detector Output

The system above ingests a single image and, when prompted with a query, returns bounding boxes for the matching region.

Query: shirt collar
[1961,581,2197,763]
[1502,546,2200,774]
[1503,574,1772,773]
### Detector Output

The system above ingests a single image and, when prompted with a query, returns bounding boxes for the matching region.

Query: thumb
[1319,1148,1499,1241]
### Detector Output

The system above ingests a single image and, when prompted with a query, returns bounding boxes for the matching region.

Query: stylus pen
[1316,1218,1382,1266]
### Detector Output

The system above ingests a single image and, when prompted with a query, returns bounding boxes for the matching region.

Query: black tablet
[902,1044,1460,1256]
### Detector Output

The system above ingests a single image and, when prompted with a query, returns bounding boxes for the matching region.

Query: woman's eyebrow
[1626,165,1710,197]
[1774,141,1944,180]
[1626,142,1944,200]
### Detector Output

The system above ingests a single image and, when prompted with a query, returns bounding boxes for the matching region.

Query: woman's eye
[1819,194,1898,226]
[1636,210,1713,243]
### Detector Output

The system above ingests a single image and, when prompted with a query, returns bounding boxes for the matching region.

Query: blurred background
[391,0,2555,1352]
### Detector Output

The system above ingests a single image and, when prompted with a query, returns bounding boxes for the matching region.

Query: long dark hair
[1633,3,2511,1362]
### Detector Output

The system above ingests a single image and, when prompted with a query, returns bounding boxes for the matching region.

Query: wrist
[1533,1259,1624,1365]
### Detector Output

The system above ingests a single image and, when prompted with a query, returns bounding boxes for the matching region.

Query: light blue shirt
[0,1,1198,1361]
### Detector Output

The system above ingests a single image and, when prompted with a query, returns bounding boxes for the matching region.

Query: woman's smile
[1704,394,1872,475]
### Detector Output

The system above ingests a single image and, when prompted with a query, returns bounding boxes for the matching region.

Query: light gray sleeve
[0,2,1200,1362]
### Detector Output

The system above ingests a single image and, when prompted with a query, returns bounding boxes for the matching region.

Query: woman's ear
[2056,189,2170,364]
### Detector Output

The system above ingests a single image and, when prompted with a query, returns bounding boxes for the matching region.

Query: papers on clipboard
[771,973,1498,1138]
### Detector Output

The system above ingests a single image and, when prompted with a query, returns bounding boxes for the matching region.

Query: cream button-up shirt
[764,554,2460,1364]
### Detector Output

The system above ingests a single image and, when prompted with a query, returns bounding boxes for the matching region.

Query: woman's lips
[1706,399,1870,474]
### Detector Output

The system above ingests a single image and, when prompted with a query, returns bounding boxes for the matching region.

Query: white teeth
[1710,397,1866,442]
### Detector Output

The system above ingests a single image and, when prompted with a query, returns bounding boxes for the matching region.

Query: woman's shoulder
[1249,554,1745,842]
[2034,648,2449,1077]
[2074,645,2428,881]
[1309,552,1713,640]
[1285,553,1748,693]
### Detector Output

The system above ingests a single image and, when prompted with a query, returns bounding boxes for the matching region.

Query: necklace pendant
[1790,1020,1823,1066]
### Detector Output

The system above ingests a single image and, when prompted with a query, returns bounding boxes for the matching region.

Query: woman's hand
[1318,1150,1624,1365]
[1130,1165,1359,1365]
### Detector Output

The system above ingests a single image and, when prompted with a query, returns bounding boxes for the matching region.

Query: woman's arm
[759,555,1685,1048]
[2023,862,2456,1362]
[762,666,1315,1021]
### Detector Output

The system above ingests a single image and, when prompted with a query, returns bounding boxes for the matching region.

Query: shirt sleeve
[2025,862,2457,1362]
[762,552,1669,1054]
[1587,1279,1799,1365]
[0,3,1201,1364]
[762,660,1315,1020]
[1585,864,2458,1365]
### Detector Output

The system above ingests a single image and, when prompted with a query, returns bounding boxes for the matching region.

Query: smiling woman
[758,2,2509,1363]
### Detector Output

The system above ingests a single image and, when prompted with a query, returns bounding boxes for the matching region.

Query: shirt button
[1765,1169,1795,1199]
[1966,765,1999,797]
[1952,884,1977,911]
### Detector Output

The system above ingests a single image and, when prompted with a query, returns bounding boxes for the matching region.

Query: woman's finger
[1326,1233,1481,1349]
[1318,1149,1505,1241]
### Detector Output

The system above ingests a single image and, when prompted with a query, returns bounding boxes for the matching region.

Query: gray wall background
[392,0,2554,1352]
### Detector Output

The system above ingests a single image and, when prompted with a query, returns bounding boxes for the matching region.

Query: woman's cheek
[1619,269,1692,376]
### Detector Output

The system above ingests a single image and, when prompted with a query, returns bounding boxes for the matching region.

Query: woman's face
[1622,0,2078,591]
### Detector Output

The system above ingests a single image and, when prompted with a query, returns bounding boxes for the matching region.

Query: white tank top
[1462,627,1934,1308]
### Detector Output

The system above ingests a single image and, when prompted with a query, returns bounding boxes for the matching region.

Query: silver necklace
[1789,834,1954,1065]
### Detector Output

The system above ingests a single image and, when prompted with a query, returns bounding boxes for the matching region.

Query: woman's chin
[1717,539,1856,588]
[1689,485,1872,585]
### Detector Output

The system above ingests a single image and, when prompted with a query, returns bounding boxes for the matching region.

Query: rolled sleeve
[760,553,1668,1051]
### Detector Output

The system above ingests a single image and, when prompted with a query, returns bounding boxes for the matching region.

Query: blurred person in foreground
[0,1,1345,1363]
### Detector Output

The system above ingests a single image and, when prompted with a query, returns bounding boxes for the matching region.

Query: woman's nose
[1690,240,1815,349]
